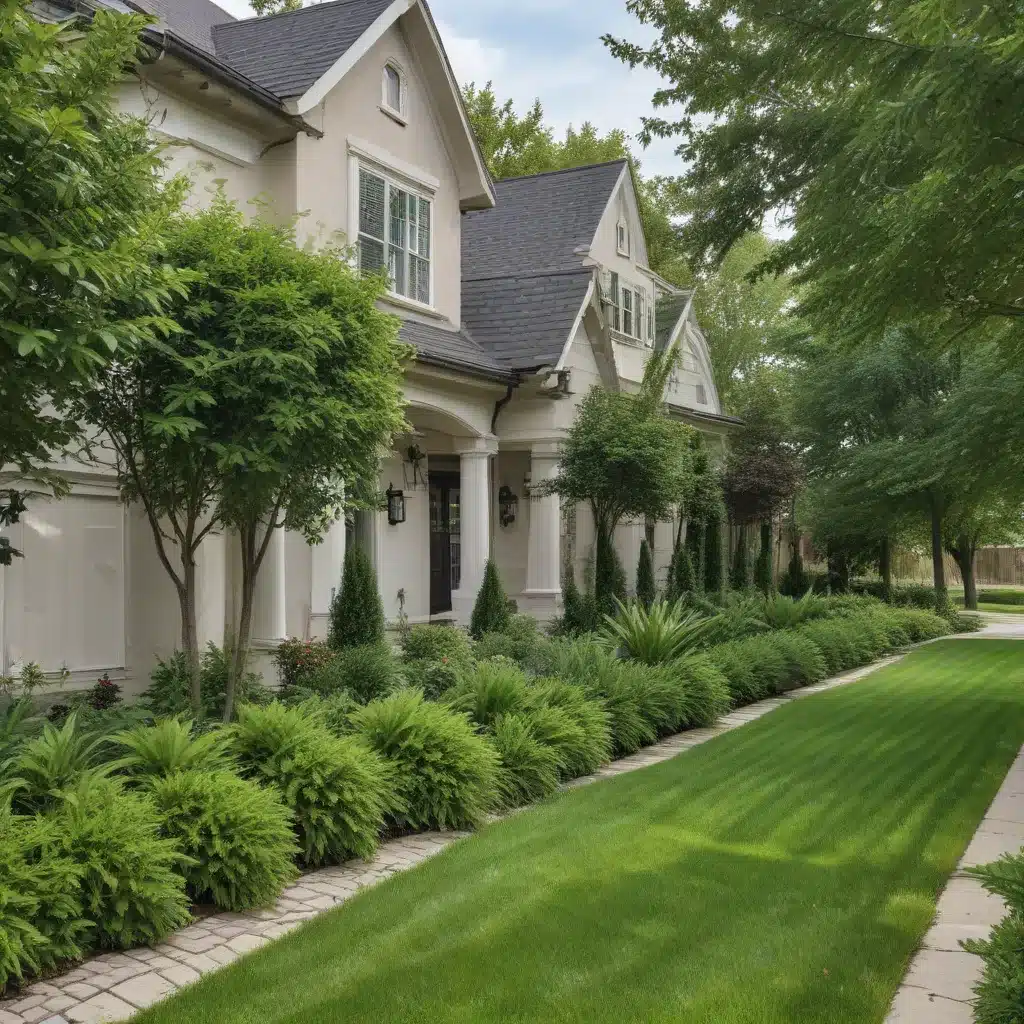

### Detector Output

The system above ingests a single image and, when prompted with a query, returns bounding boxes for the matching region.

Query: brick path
[0,633,1017,1024]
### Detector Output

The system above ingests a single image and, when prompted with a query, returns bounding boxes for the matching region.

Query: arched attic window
[382,62,407,121]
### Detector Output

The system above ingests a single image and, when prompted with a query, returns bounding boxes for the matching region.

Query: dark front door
[429,472,461,615]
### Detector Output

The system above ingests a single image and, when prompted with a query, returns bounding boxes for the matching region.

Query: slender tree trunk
[929,497,948,612]
[178,556,202,719]
[956,532,978,611]
[879,534,892,602]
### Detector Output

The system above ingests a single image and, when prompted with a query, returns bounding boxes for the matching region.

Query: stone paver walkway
[1,633,1017,1024]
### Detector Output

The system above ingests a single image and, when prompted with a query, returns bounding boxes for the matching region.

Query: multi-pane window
[604,272,655,345]
[621,287,633,336]
[608,272,620,331]
[696,383,707,405]
[358,168,431,306]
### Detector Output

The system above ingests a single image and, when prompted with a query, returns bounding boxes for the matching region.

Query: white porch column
[309,515,347,639]
[194,529,226,650]
[451,436,498,624]
[520,442,563,622]
[250,526,287,643]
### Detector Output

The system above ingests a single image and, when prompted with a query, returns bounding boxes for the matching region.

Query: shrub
[703,593,769,644]
[636,540,656,609]
[291,691,361,736]
[599,600,718,665]
[666,544,697,604]
[474,616,542,668]
[401,658,463,700]
[303,643,403,704]
[964,853,1024,1023]
[143,644,269,720]
[488,714,562,809]
[470,559,511,639]
[887,608,949,643]
[528,680,612,775]
[274,638,337,690]
[797,619,873,674]
[943,609,983,634]
[666,655,733,727]
[329,545,385,650]
[51,777,191,949]
[890,582,939,610]
[0,809,85,990]
[351,690,500,830]
[446,660,532,728]
[558,569,600,636]
[705,640,765,705]
[401,624,473,667]
[764,633,828,689]
[704,519,723,594]
[979,589,1024,607]
[110,718,232,777]
[760,592,829,631]
[146,769,298,911]
[230,703,393,867]
[754,523,773,595]
[7,715,110,814]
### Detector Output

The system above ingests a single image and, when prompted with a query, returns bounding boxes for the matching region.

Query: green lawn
[139,641,1024,1024]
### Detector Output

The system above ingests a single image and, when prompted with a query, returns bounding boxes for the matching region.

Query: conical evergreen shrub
[561,567,588,635]
[704,519,723,595]
[730,528,750,591]
[328,545,385,649]
[595,524,626,618]
[780,546,810,596]
[636,540,656,609]
[470,559,510,639]
[685,522,704,593]
[754,521,774,595]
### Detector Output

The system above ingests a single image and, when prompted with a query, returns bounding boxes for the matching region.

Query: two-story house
[6,0,738,691]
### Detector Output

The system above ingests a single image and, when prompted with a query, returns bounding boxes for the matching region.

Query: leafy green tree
[1,0,185,564]
[636,540,656,609]
[605,0,1024,352]
[329,545,385,650]
[470,560,510,639]
[552,345,694,614]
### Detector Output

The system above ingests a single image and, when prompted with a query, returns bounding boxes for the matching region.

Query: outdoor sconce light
[523,471,532,498]
[386,483,406,526]
[498,485,519,528]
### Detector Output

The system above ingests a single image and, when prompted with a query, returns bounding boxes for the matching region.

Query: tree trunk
[177,555,202,719]
[225,524,257,724]
[956,532,978,611]
[929,497,948,612]
[879,534,892,602]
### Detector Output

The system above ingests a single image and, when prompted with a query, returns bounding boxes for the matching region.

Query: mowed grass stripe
[138,640,1024,1024]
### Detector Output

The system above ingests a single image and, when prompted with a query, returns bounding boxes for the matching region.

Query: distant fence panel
[893,547,1024,587]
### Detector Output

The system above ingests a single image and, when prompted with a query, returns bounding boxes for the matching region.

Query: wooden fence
[891,547,1024,587]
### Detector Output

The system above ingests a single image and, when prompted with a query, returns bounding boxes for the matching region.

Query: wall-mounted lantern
[498,485,519,528]
[386,483,406,526]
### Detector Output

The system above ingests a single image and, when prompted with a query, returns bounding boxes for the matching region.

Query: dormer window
[616,221,630,256]
[382,63,406,121]
[603,270,654,346]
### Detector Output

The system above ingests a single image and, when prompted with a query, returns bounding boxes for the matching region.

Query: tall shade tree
[605,0,1024,351]
[552,344,694,612]
[462,82,693,289]
[88,196,409,719]
[0,0,185,563]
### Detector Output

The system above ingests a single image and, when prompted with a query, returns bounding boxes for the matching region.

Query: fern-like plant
[351,689,500,830]
[110,719,232,777]
[599,600,717,665]
[146,769,298,911]
[230,703,393,867]
[488,714,561,809]
[446,660,531,728]
[527,680,612,776]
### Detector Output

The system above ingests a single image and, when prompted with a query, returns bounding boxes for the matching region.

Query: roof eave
[415,351,518,385]
[140,27,323,138]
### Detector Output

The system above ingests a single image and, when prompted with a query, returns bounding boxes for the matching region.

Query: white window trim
[616,220,630,257]
[381,60,408,124]
[351,153,436,311]
[605,273,653,347]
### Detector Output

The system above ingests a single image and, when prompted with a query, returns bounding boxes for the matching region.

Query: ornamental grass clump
[666,655,733,727]
[230,703,394,867]
[446,660,531,728]
[146,769,298,911]
[488,714,562,809]
[527,681,612,776]
[599,599,718,665]
[351,689,500,830]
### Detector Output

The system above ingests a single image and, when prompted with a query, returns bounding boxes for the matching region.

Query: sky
[211,0,685,179]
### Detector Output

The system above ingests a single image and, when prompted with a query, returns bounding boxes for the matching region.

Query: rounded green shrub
[51,777,191,950]
[147,769,299,911]
[763,633,828,689]
[305,643,403,705]
[734,634,791,695]
[667,655,733,727]
[797,620,862,674]
[230,703,393,867]
[351,689,500,830]
[0,809,85,989]
[488,714,561,809]
[889,608,950,643]
[400,624,473,667]
[446,660,531,728]
[705,640,764,705]
[620,662,688,737]
[401,659,464,700]
[528,680,612,775]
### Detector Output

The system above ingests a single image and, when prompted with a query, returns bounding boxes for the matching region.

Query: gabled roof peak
[494,158,629,186]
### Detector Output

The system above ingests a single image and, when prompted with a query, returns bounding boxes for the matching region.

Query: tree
[249,0,300,14]
[636,540,656,609]
[462,83,692,289]
[552,345,694,614]
[730,531,750,591]
[1,0,185,564]
[704,519,723,595]
[692,233,795,412]
[90,196,408,719]
[470,560,510,639]
[329,545,385,650]
[665,544,695,604]
[605,0,1024,353]
[754,521,774,595]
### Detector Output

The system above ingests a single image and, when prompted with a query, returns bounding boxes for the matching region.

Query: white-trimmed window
[382,63,405,119]
[608,272,621,331]
[616,220,630,256]
[358,167,431,306]
[696,383,707,405]
[621,287,633,336]
[605,272,653,346]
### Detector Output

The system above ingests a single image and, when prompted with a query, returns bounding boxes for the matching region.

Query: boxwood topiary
[146,769,299,911]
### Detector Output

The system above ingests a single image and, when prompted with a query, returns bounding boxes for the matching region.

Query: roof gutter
[139,27,323,139]
[415,352,519,387]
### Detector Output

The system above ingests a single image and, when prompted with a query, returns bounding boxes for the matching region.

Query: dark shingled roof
[135,0,235,53]
[462,270,593,372]
[211,0,392,98]
[398,319,514,381]
[461,161,628,280]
